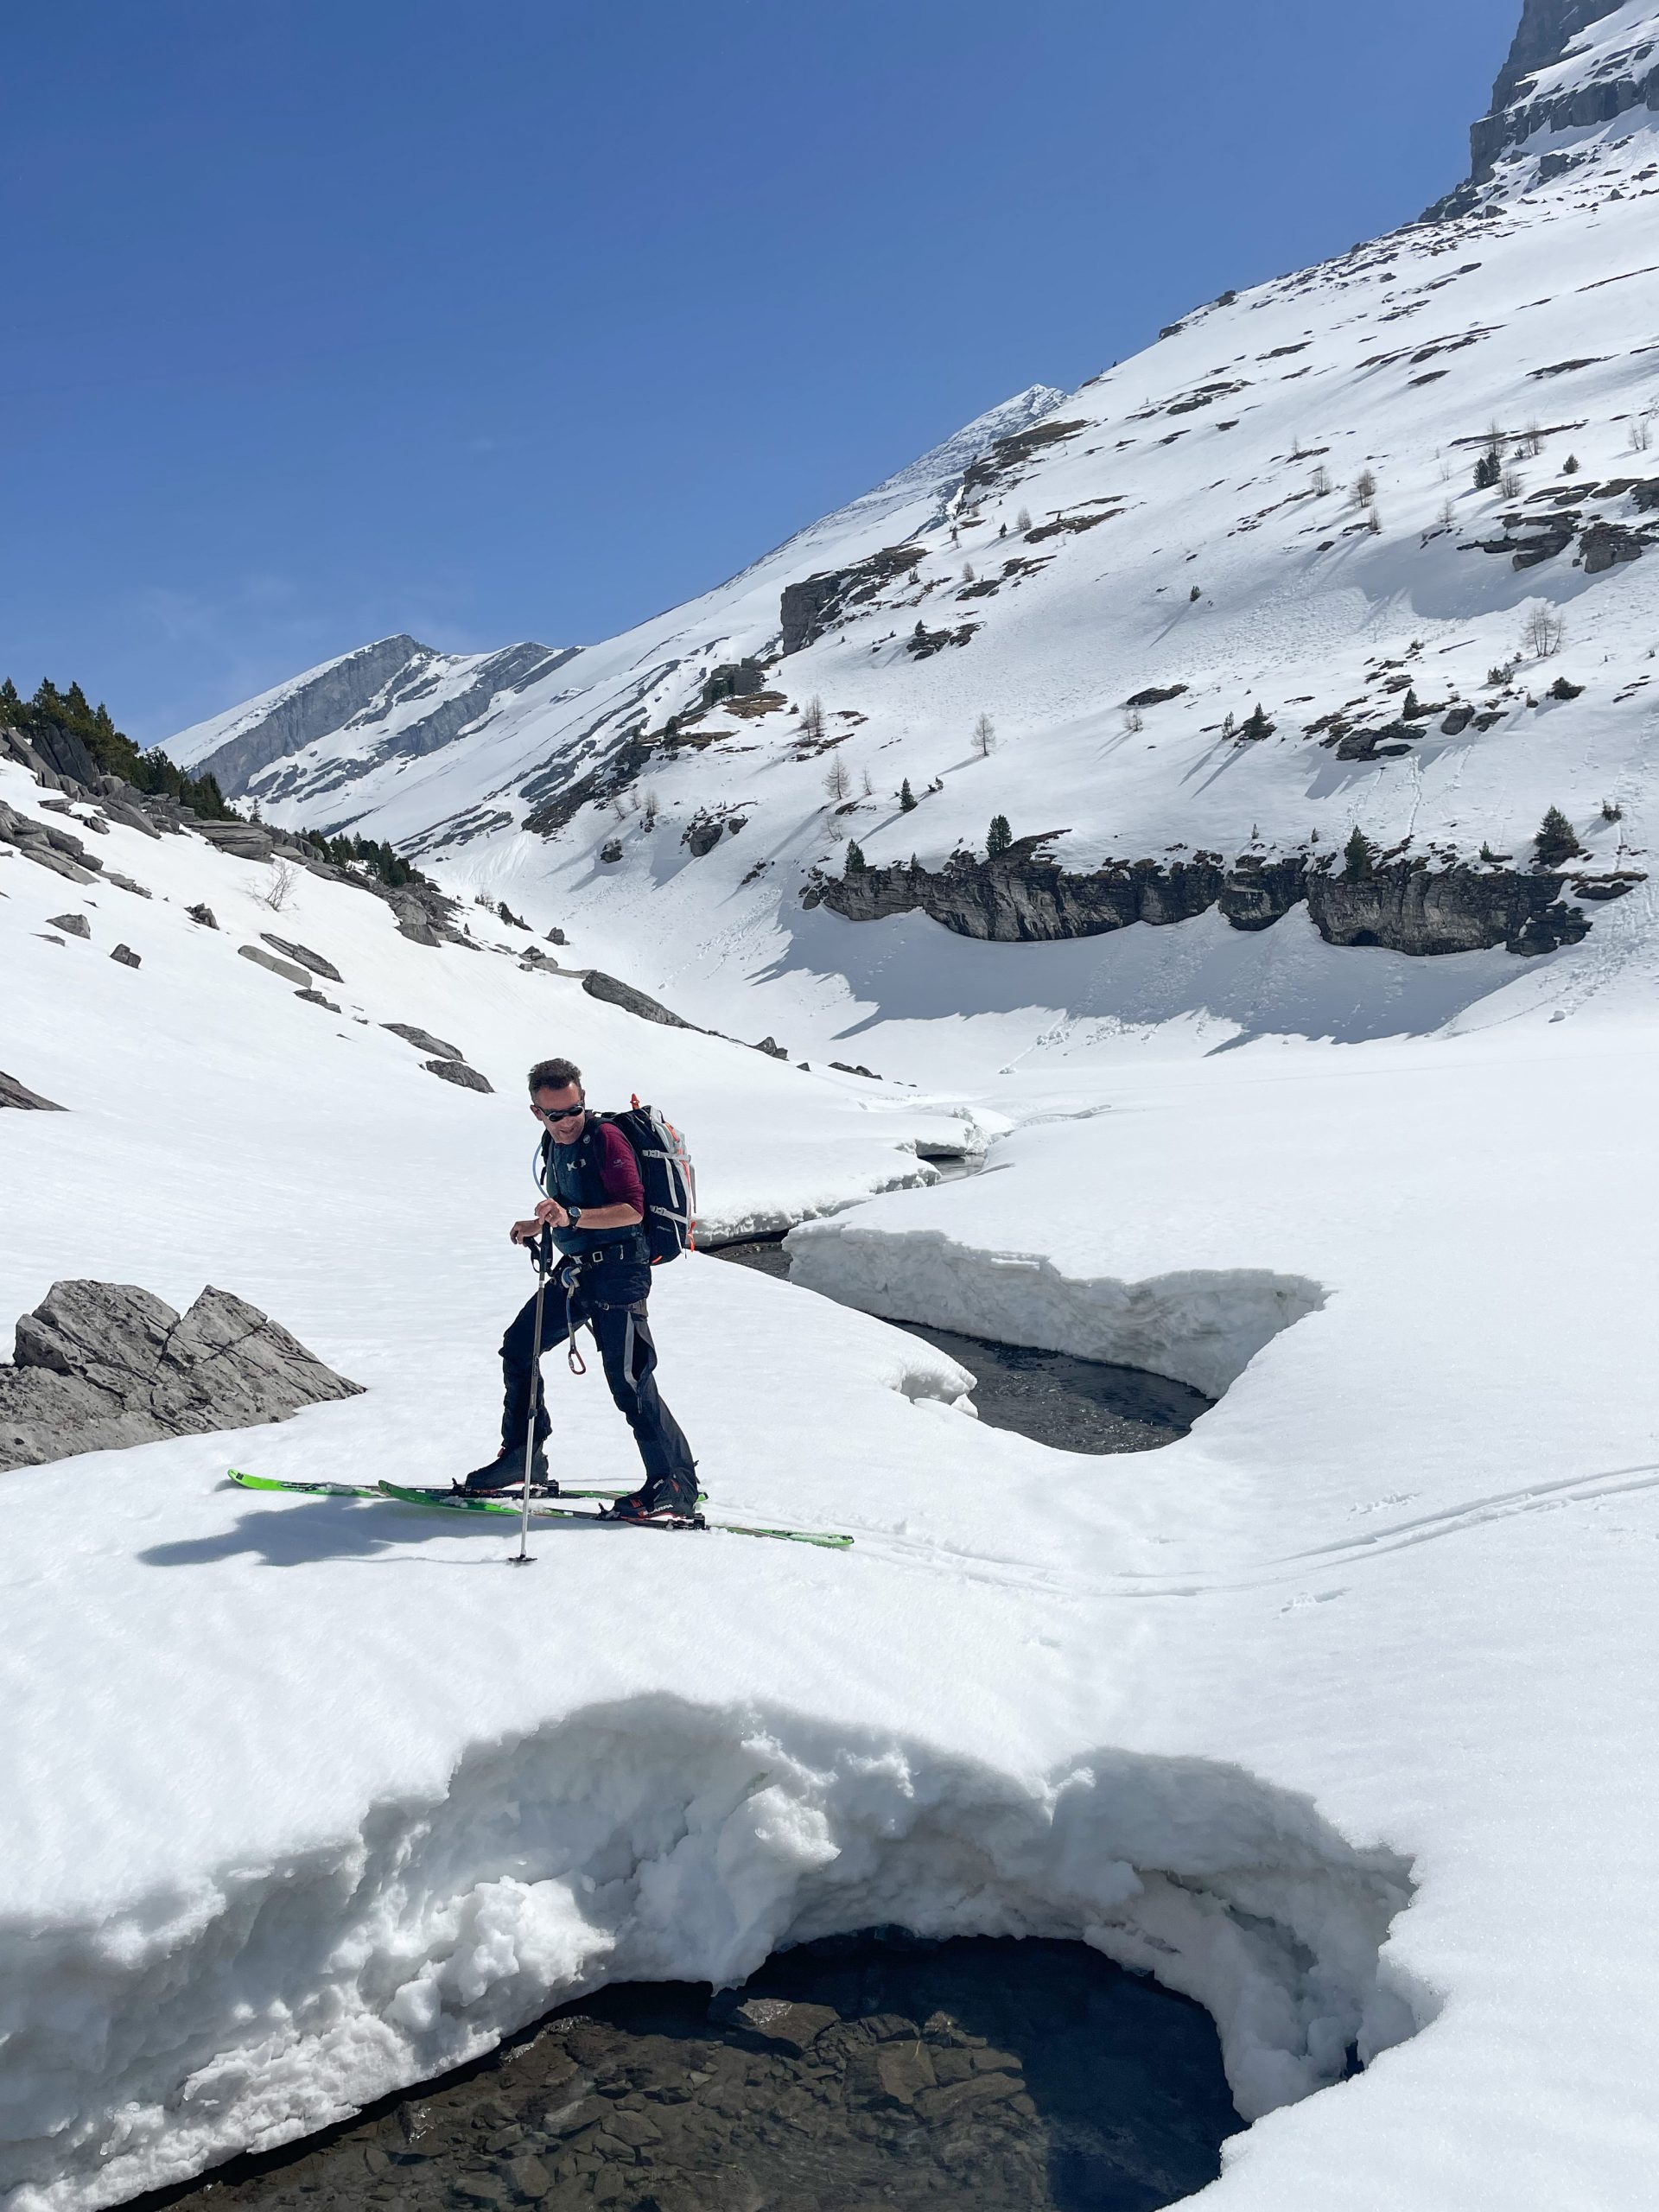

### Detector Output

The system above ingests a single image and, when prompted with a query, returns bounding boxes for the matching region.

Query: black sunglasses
[532,1099,586,1123]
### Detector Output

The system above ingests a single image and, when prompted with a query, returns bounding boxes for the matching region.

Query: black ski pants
[500,1256,696,1495]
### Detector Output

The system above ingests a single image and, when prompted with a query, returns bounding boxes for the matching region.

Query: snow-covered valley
[8,5,1659,2209]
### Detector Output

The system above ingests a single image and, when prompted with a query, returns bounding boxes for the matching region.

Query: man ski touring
[461,1056,700,1524]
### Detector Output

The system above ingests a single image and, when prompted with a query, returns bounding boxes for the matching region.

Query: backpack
[539,1097,697,1265]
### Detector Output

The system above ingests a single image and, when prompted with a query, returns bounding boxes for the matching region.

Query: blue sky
[2,0,1521,741]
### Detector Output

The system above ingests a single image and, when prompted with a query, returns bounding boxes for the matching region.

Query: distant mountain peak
[167,635,575,802]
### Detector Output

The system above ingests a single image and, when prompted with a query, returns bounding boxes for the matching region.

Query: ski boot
[459,1442,557,1497]
[607,1474,704,1528]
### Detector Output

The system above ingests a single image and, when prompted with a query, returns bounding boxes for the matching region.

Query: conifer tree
[899,778,917,811]
[845,841,868,874]
[987,814,1013,858]
[1533,806,1585,869]
[1342,826,1374,881]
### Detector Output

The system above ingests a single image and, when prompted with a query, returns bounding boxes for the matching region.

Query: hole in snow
[709,1237,1211,1455]
[149,1929,1243,2212]
[54,1706,1423,2212]
[782,1225,1325,1404]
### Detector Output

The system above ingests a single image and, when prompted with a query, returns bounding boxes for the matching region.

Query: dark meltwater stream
[709,1241,1212,1455]
[150,1932,1240,2212]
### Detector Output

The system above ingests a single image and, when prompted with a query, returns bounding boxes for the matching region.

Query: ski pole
[510,1230,551,1567]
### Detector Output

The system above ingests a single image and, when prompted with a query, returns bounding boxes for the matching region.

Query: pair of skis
[226,1470,853,1551]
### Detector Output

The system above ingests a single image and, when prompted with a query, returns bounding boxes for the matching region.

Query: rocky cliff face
[1491,2,1629,113]
[1464,0,1659,189]
[808,839,1628,959]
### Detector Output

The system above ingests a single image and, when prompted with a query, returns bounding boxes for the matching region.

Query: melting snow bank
[786,1225,1322,1401]
[0,1706,1416,2212]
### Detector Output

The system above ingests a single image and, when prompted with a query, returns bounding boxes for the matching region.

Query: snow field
[0,773,1436,2209]
[784,1010,1659,2208]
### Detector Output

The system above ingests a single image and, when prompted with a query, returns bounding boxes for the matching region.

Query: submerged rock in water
[148,1931,1242,2212]
[0,1281,363,1471]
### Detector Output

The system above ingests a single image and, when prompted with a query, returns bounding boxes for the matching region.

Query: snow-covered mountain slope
[167,385,1065,827]
[10,14,1659,2210]
[162,8,1659,1071]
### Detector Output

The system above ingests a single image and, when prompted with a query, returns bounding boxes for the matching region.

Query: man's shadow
[137,1492,572,1570]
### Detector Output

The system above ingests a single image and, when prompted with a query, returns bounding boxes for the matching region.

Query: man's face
[531,1084,586,1144]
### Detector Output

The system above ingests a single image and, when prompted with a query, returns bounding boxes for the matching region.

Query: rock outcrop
[810,837,1614,958]
[580,970,696,1028]
[780,544,922,656]
[238,944,311,986]
[424,1058,494,1093]
[260,933,344,982]
[0,1071,65,1111]
[0,1281,363,1472]
[0,798,105,882]
[383,1020,466,1059]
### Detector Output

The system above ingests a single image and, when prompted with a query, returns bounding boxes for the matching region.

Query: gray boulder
[1581,522,1644,575]
[424,1058,493,1093]
[383,1021,465,1059]
[580,970,694,1029]
[238,944,310,986]
[21,721,100,788]
[261,932,344,982]
[111,944,141,969]
[0,1071,65,1111]
[0,804,105,876]
[194,820,276,861]
[48,913,90,939]
[0,1280,364,1471]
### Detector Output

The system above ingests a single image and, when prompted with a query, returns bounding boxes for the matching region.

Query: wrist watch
[566,1205,582,1229]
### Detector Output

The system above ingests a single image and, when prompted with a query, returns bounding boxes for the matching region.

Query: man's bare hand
[511,1198,570,1245]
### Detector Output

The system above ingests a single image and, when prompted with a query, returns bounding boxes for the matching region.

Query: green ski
[228,1470,663,1504]
[375,1480,853,1552]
